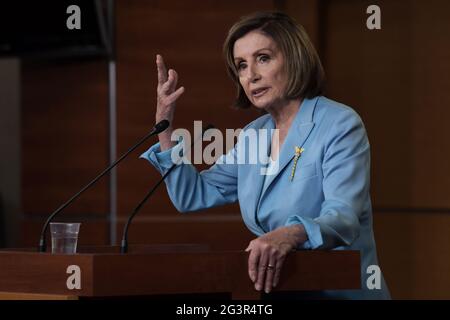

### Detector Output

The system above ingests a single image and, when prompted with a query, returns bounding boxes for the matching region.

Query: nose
[247,64,261,83]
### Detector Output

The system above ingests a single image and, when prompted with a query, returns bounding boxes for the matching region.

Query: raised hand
[155,54,185,150]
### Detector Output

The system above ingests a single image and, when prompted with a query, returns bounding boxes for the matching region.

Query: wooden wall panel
[22,61,109,216]
[374,211,450,299]
[0,59,21,247]
[324,0,450,208]
[21,60,109,243]
[117,216,254,251]
[284,0,321,48]
[408,1,450,208]
[324,0,450,299]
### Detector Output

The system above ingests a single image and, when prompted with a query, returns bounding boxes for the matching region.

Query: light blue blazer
[141,96,390,299]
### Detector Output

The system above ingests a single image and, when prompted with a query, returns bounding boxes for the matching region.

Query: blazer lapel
[258,97,319,202]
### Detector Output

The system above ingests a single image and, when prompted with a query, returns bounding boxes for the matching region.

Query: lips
[251,87,269,97]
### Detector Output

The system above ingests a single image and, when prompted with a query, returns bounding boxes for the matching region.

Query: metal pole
[107,0,117,245]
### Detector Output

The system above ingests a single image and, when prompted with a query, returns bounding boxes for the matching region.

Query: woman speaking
[141,11,390,300]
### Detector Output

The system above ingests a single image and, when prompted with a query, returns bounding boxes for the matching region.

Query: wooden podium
[0,245,360,300]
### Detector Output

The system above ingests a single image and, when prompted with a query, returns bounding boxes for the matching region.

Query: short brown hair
[223,11,325,109]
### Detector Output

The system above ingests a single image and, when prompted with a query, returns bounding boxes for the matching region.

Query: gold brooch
[290,146,304,181]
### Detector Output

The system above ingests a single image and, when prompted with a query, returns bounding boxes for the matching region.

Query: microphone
[38,120,170,252]
[120,124,214,253]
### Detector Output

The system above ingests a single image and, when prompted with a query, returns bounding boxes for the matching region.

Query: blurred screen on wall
[0,0,110,60]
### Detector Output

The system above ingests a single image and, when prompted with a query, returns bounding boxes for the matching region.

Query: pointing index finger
[156,54,168,85]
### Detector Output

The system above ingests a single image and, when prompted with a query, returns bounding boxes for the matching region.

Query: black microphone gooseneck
[38,120,170,252]
[120,124,214,253]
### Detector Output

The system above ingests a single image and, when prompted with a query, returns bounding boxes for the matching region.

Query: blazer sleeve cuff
[285,215,324,249]
[139,141,183,173]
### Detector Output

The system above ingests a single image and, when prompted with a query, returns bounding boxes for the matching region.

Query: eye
[258,54,270,63]
[236,62,247,71]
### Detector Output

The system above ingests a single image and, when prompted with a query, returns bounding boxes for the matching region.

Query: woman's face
[233,30,287,110]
